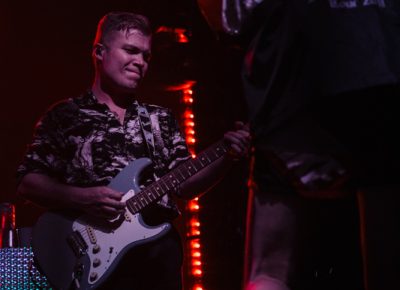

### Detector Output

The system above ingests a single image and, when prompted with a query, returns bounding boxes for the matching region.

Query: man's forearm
[17,173,126,218]
[16,173,84,210]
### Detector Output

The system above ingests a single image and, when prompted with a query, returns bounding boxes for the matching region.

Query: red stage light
[192,260,202,266]
[192,269,203,276]
[185,121,195,127]
[190,240,201,249]
[183,96,194,104]
[188,201,200,211]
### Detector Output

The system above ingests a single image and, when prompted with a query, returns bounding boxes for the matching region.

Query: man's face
[98,29,151,93]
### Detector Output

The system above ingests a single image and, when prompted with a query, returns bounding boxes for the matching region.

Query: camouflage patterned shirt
[17,91,190,215]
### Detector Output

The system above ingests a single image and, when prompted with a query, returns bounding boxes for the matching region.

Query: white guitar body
[71,189,170,288]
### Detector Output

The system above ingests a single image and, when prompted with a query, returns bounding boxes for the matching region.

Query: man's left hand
[224,121,252,160]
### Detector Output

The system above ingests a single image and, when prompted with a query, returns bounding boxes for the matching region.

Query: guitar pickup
[67,231,88,257]
[86,226,97,244]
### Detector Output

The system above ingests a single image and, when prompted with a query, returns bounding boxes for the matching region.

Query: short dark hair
[93,11,152,46]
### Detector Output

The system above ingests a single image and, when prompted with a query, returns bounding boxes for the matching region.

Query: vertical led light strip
[180,81,204,290]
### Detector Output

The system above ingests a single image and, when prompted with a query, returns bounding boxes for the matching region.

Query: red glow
[192,260,202,266]
[185,128,195,135]
[192,268,203,276]
[183,96,194,104]
[165,81,196,92]
[185,121,195,127]
[184,89,193,95]
[177,31,189,43]
[179,82,203,290]
[191,221,201,228]
[190,229,201,236]
[190,240,201,249]
[190,218,200,228]
[188,201,199,211]
[192,251,201,258]
[156,27,189,43]
[184,110,194,119]
[186,137,196,144]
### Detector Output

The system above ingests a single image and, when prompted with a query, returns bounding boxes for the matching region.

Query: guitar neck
[126,140,228,214]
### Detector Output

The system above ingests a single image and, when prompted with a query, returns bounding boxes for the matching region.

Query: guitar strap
[135,101,180,213]
[135,100,157,162]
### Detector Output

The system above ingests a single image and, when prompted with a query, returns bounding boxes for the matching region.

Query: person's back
[220,0,400,289]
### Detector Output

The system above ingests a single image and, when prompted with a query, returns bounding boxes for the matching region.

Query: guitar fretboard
[126,140,228,214]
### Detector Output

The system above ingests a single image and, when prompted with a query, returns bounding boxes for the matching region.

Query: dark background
[1,1,249,289]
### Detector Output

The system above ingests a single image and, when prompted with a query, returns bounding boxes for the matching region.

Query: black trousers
[97,226,183,290]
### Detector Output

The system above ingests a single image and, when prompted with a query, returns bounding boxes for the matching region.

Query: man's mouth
[125,69,141,78]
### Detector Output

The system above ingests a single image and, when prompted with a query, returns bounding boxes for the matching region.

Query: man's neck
[91,81,135,124]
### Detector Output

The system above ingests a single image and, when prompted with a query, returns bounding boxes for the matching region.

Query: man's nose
[133,53,146,67]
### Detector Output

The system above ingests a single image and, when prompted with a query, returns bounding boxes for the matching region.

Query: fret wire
[134,196,145,208]
[139,195,148,206]
[143,189,155,202]
[168,173,180,186]
[199,155,209,166]
[147,187,158,200]
[138,190,149,207]
[185,163,196,176]
[192,158,204,170]
[126,200,136,214]
[197,156,205,167]
[156,179,168,192]
[163,176,174,190]
[128,198,139,212]
[142,188,153,201]
[176,167,187,180]
[168,171,180,189]
[159,178,170,191]
[173,170,185,182]
[153,183,163,195]
[203,151,213,163]
[189,160,199,172]
[152,188,160,198]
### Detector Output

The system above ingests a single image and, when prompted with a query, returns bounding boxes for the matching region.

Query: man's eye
[125,48,140,54]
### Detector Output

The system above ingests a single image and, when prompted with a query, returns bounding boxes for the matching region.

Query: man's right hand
[78,186,126,219]
[17,173,126,220]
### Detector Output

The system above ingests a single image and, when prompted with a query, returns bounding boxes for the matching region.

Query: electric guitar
[32,140,228,290]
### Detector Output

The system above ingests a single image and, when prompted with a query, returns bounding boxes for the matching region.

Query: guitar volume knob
[89,272,98,282]
[93,258,101,267]
[92,244,101,254]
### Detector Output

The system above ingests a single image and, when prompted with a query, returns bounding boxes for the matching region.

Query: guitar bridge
[67,231,88,257]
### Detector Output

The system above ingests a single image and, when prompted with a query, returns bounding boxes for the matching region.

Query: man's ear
[93,43,104,60]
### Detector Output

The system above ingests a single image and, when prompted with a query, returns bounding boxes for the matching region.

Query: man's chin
[119,81,140,92]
